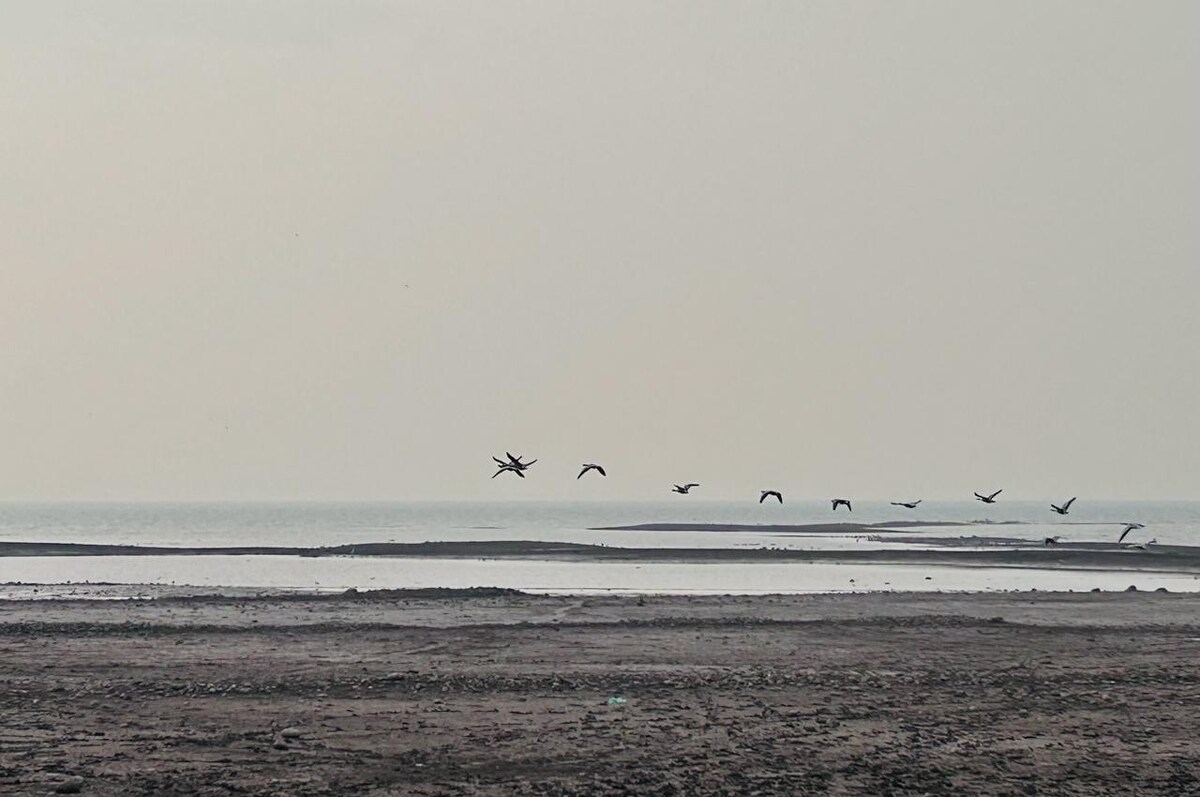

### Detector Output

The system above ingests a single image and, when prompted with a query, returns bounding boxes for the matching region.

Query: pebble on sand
[53,776,85,794]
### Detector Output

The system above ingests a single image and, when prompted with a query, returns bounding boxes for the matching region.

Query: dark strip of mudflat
[591,522,973,533]
[0,541,598,558]
[0,542,313,557]
[2,539,1200,572]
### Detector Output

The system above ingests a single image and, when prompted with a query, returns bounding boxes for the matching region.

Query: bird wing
[989,489,1003,500]
[759,493,767,503]
[1063,497,1076,510]
[577,467,588,479]
[685,483,699,489]
[913,500,922,506]
[890,502,902,506]
[974,493,985,500]
[492,457,507,466]
[506,452,521,464]
[596,466,606,477]
[1118,528,1132,543]
[847,502,852,511]
[523,459,537,467]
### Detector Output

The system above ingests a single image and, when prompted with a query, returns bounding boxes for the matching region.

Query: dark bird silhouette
[1051,497,1077,515]
[974,489,1003,504]
[578,464,606,479]
[505,452,536,469]
[1118,523,1145,543]
[831,499,852,512]
[492,453,535,478]
[891,500,922,509]
[760,491,783,504]
[673,483,699,494]
[1043,536,1062,546]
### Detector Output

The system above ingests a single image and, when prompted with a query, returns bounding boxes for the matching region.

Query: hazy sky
[1,2,1196,501]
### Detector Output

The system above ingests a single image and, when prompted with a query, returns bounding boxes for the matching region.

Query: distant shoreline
[590,521,975,532]
[1,537,1198,573]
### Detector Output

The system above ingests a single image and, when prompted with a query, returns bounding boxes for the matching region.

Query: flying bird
[760,491,783,504]
[831,499,852,512]
[505,452,536,469]
[1117,523,1145,543]
[1051,497,1077,515]
[673,483,699,494]
[974,489,1003,504]
[578,464,606,479]
[891,500,922,509]
[491,453,536,479]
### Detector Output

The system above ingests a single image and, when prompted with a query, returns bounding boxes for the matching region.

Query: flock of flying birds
[490,454,1155,548]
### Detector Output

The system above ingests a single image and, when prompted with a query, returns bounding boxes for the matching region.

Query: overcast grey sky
[1,2,1196,501]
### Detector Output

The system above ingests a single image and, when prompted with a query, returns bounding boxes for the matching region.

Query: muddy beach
[3,536,1199,574]
[2,590,1199,796]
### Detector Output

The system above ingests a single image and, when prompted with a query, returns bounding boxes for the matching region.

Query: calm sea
[0,500,1197,596]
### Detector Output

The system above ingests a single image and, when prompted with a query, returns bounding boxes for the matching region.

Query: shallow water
[0,500,1192,546]
[0,501,1195,595]
[2,555,1198,597]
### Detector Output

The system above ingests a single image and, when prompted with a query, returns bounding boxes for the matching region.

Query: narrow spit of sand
[1,590,1199,796]
[3,534,1198,574]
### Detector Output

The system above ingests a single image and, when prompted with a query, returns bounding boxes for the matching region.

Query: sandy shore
[2,590,1199,796]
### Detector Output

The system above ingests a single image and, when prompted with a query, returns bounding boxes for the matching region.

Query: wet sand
[2,590,1199,796]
